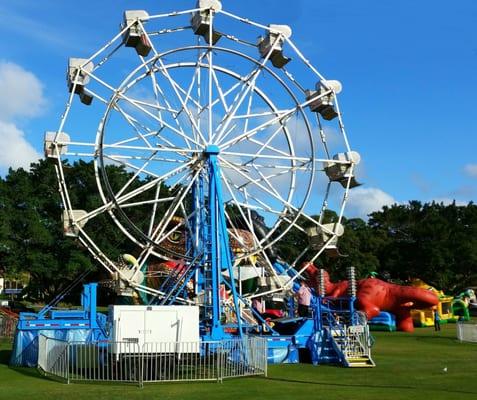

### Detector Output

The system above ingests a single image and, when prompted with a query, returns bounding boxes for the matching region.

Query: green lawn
[1,324,476,400]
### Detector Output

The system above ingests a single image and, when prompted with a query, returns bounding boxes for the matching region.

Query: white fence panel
[38,335,69,382]
[457,322,477,343]
[37,336,267,386]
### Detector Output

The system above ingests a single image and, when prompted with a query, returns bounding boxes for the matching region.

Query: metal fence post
[139,343,144,388]
[66,343,70,384]
[217,342,222,383]
[264,339,268,378]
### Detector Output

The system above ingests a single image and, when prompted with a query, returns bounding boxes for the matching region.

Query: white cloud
[0,61,45,171]
[464,164,477,178]
[346,187,396,219]
[0,61,46,121]
[0,121,41,169]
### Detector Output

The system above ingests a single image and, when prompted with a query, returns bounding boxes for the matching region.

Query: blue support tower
[201,145,243,340]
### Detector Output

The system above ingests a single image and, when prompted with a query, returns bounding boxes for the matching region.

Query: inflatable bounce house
[409,279,454,327]
[368,312,396,332]
[305,266,439,333]
[451,289,476,321]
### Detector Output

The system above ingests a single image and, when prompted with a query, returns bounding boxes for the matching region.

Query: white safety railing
[38,335,69,382]
[457,322,477,343]
[38,336,267,386]
[344,325,371,359]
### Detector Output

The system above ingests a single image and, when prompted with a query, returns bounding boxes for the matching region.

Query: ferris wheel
[45,0,361,303]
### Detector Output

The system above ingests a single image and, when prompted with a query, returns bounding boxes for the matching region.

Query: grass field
[1,324,476,400]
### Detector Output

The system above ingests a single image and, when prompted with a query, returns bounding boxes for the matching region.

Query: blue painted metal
[17,283,104,332]
[203,148,243,340]
[11,283,108,367]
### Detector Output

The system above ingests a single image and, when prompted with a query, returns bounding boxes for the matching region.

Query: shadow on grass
[262,376,477,395]
[414,335,460,343]
[0,349,11,365]
[0,348,51,382]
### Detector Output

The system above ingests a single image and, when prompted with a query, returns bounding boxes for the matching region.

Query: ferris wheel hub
[204,144,220,155]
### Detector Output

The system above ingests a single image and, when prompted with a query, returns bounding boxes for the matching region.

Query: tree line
[1,160,476,300]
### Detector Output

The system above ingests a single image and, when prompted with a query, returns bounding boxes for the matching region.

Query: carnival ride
[13,0,375,370]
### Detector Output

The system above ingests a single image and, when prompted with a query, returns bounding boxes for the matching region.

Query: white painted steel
[38,336,267,386]
[49,2,359,300]
[457,322,477,343]
[109,305,200,353]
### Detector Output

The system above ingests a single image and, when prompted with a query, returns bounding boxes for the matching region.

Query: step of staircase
[346,356,375,368]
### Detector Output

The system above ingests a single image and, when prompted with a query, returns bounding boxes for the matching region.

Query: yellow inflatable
[409,279,454,327]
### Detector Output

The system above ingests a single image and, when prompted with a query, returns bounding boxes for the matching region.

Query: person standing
[297,281,312,318]
[433,307,441,331]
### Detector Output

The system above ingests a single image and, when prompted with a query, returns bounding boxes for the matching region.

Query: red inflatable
[305,264,439,332]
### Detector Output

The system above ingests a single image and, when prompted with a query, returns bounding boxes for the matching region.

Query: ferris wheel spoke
[112,96,207,160]
[212,63,263,144]
[250,164,288,201]
[243,121,293,165]
[220,171,259,241]
[213,33,288,145]
[85,69,202,148]
[219,109,295,151]
[138,25,208,146]
[222,150,310,164]
[114,159,196,205]
[220,174,286,284]
[219,156,298,216]
[147,183,162,238]
[246,136,294,158]
[112,103,157,150]
[153,205,198,256]
[150,54,209,148]
[221,122,296,169]
[221,155,299,196]
[106,121,193,160]
[219,88,326,152]
[221,171,282,252]
[148,168,201,247]
[106,146,166,204]
[102,143,201,155]
[222,168,289,219]
[122,97,179,114]
[197,77,241,118]
[117,92,203,147]
[236,162,312,172]
[152,66,207,146]
[75,160,192,225]
[103,154,163,180]
[209,60,231,114]
[104,153,190,165]
[118,197,176,209]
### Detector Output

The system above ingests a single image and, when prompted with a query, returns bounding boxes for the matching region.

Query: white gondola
[258,24,292,68]
[67,58,94,105]
[191,0,222,44]
[122,10,152,57]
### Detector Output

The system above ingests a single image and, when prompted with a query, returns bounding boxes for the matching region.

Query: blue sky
[0,0,476,219]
